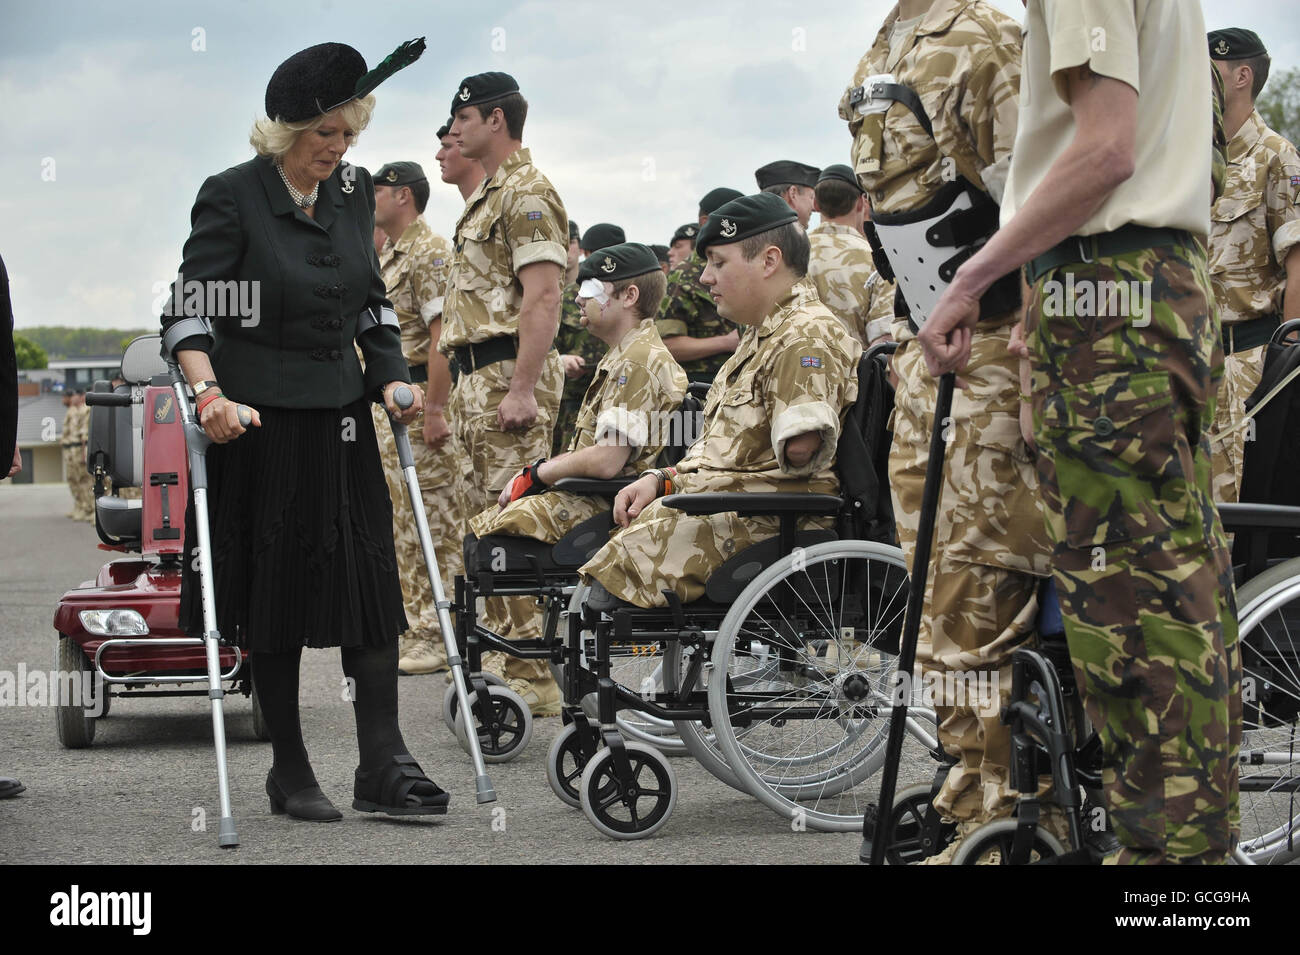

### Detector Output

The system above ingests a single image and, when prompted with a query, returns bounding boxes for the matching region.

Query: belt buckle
[1076,236,1094,265]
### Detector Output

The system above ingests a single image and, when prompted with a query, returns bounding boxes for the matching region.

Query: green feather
[354,37,426,97]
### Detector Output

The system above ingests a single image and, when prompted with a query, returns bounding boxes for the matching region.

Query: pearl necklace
[275,161,319,208]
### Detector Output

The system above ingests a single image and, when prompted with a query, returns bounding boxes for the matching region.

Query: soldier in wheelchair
[453,242,687,737]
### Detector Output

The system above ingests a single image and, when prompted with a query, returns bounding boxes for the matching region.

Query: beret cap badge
[720,219,737,238]
[1215,39,1230,55]
[459,85,471,101]
[600,256,616,273]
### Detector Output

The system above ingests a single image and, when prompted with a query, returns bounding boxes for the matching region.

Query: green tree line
[16,326,153,363]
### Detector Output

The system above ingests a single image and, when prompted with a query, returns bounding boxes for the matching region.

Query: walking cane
[389,386,497,804]
[166,358,249,848]
[862,371,956,864]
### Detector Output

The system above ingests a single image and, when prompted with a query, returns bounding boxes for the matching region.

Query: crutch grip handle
[236,405,253,428]
[393,385,414,410]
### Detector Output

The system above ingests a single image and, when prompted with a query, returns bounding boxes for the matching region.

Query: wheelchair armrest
[1218,502,1300,532]
[550,476,636,496]
[659,492,843,517]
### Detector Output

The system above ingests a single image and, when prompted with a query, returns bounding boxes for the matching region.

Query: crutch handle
[236,405,253,428]
[393,385,415,410]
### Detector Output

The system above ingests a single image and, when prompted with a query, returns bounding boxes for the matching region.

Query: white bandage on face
[577,278,610,305]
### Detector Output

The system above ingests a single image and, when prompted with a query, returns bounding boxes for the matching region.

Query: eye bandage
[577,278,610,305]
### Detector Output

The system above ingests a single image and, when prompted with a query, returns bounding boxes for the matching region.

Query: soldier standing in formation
[1205,28,1300,503]
[921,0,1239,865]
[754,160,820,229]
[61,391,84,520]
[442,72,568,714]
[666,223,698,270]
[657,187,743,384]
[840,0,1053,862]
[581,194,860,608]
[805,163,896,348]
[552,223,627,455]
[368,160,461,676]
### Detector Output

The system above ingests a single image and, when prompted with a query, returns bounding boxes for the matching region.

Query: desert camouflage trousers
[1026,240,1241,865]
[64,444,93,519]
[890,335,1051,824]
[370,403,463,646]
[1209,343,1266,503]
[450,353,564,680]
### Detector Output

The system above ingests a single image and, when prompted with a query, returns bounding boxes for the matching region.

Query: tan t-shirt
[1002,0,1211,238]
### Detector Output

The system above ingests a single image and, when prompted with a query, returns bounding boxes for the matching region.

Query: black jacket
[0,253,16,467]
[161,155,408,408]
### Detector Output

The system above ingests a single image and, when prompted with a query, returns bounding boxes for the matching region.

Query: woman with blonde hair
[161,38,448,822]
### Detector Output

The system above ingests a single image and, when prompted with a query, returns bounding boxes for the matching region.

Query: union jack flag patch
[526,211,543,220]
[800,356,822,368]
[617,373,628,385]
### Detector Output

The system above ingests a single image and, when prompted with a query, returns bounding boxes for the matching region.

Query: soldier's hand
[560,354,586,379]
[423,408,451,449]
[614,474,659,528]
[717,328,740,355]
[917,284,980,376]
[8,446,21,478]
[201,396,262,444]
[384,381,423,424]
[497,390,538,431]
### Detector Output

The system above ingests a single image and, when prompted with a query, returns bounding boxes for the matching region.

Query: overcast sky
[2,0,1297,332]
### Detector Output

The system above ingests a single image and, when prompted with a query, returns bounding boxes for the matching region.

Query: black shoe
[353,754,449,816]
[0,777,25,799]
[266,771,342,822]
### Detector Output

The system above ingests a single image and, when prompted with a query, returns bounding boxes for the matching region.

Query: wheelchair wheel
[951,818,1066,865]
[546,721,600,808]
[1233,556,1300,865]
[708,540,924,831]
[884,783,955,865]
[441,671,506,733]
[566,582,687,754]
[452,685,533,764]
[661,638,748,792]
[579,740,677,839]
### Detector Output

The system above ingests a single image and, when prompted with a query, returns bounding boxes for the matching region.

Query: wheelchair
[51,334,261,749]
[541,344,950,839]
[446,385,709,764]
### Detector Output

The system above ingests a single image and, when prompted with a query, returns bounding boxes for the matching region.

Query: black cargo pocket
[1040,371,1191,548]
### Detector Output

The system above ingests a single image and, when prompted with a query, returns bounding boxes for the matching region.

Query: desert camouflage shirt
[381,216,452,366]
[806,221,897,345]
[441,147,568,352]
[655,252,736,380]
[1208,108,1300,326]
[675,279,862,496]
[838,0,1021,339]
[569,320,688,474]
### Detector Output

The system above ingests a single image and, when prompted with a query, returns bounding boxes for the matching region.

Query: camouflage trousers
[370,402,463,647]
[1209,343,1266,503]
[63,444,93,519]
[890,336,1051,823]
[450,353,563,680]
[1026,240,1241,865]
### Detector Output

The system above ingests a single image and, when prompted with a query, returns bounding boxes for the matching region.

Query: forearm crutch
[390,386,497,804]
[862,371,955,865]
[164,352,249,849]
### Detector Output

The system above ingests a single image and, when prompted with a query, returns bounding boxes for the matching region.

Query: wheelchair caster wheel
[579,740,677,839]
[884,783,956,866]
[442,671,507,732]
[452,685,533,763]
[546,721,601,808]
[951,818,1066,865]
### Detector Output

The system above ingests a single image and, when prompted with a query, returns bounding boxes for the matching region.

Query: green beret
[266,38,425,124]
[695,193,798,255]
[371,161,427,187]
[580,223,626,252]
[755,160,820,190]
[568,220,581,240]
[1209,29,1267,60]
[451,71,519,115]
[649,244,670,264]
[671,222,700,243]
[817,164,862,192]
[436,118,452,139]
[698,187,743,216]
[577,243,661,283]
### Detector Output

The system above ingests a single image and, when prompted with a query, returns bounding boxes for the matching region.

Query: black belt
[407,363,428,384]
[1222,315,1280,356]
[1025,225,1192,286]
[452,336,516,377]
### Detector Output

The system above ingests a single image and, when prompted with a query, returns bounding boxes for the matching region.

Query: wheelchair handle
[85,392,132,407]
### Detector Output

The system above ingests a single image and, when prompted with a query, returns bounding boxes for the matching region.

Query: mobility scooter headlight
[78,609,149,636]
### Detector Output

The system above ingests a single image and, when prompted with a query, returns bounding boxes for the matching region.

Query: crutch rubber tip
[475,776,497,804]
[218,817,239,848]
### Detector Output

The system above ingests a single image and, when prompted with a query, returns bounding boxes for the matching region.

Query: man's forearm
[1282,246,1300,320]
[426,319,451,410]
[538,442,631,483]
[664,334,732,362]
[511,294,559,394]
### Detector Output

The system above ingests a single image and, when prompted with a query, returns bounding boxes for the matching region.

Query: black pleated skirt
[179,399,407,653]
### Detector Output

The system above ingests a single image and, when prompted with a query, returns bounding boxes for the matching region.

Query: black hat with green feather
[265,37,426,123]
